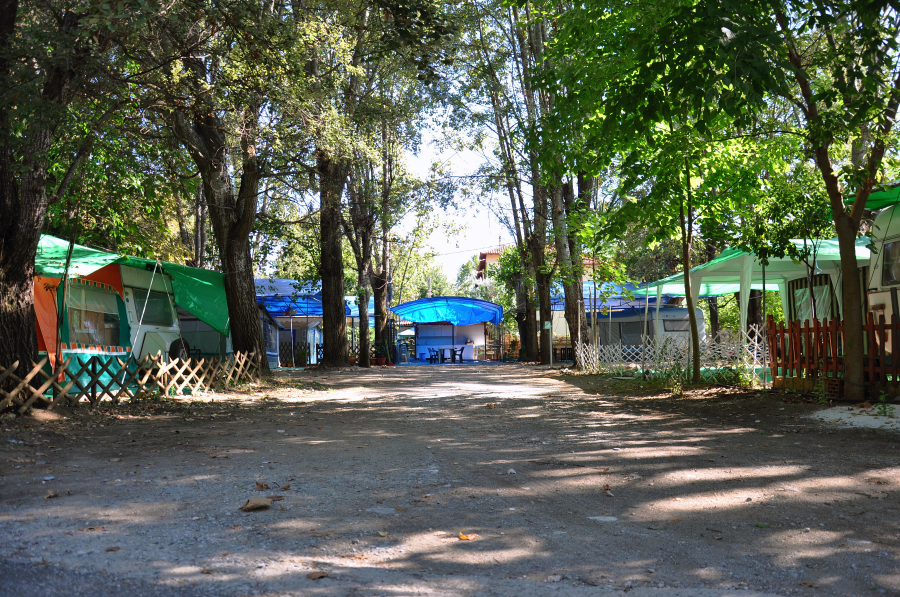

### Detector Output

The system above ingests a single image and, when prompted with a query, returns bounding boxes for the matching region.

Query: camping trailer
[590,306,706,345]
[868,204,900,322]
[34,235,231,367]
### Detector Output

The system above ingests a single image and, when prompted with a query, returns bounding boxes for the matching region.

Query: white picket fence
[575,326,768,388]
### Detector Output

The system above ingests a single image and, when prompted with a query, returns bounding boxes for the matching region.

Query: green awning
[36,235,231,336]
[646,237,870,297]
[35,235,121,277]
[165,264,230,336]
[845,183,900,211]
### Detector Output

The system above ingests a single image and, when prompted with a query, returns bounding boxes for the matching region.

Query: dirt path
[1,364,897,597]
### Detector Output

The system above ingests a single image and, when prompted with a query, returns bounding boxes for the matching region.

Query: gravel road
[1,363,897,596]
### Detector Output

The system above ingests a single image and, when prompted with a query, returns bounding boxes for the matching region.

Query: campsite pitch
[0,364,897,597]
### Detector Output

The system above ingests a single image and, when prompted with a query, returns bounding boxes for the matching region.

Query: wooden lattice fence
[0,351,260,413]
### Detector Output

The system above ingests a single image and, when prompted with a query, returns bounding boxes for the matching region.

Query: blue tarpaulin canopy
[551,281,673,311]
[550,280,669,315]
[391,297,503,326]
[346,295,375,318]
[255,278,349,317]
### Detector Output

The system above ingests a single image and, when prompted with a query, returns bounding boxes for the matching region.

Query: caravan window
[663,319,690,332]
[132,290,175,326]
[883,240,900,286]
[793,286,832,321]
[620,322,644,345]
[68,286,120,346]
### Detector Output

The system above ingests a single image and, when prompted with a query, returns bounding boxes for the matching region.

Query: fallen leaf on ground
[600,467,610,473]
[670,517,682,522]
[459,530,479,540]
[233,526,243,530]
[200,567,213,574]
[800,581,819,588]
[317,426,322,429]
[756,522,770,528]
[45,490,59,499]
[395,507,406,512]
[255,481,270,491]
[307,571,328,580]
[109,458,121,462]
[105,546,120,552]
[485,403,495,409]
[867,478,887,485]
[859,401,872,409]
[602,484,611,491]
[239,498,272,511]
[378,531,388,537]
[281,484,291,490]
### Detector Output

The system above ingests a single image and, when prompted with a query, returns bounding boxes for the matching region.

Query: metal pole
[576,300,581,368]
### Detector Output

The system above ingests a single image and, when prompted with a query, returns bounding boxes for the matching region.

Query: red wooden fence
[766,313,900,392]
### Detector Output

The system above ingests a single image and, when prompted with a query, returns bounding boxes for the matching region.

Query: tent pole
[306,297,309,366]
[576,300,581,368]
[132,260,160,359]
[643,286,650,377]
[655,286,662,338]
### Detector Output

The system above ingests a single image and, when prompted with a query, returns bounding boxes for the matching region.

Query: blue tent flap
[551,281,672,311]
[256,278,349,317]
[391,297,503,326]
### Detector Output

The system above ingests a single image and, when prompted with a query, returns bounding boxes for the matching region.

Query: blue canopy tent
[551,281,673,312]
[391,297,503,363]
[255,278,349,366]
[392,296,503,325]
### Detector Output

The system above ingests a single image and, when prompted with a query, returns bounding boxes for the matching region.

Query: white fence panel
[575,325,768,388]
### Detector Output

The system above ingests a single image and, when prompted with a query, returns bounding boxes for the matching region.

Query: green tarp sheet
[36,235,230,336]
[35,235,121,277]
[845,184,900,211]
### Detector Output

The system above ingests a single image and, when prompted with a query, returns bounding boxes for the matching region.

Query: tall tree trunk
[529,179,552,364]
[356,283,371,367]
[705,240,720,341]
[522,263,539,361]
[0,5,82,373]
[342,171,374,368]
[169,105,268,374]
[550,184,588,367]
[680,160,700,383]
[535,265,552,363]
[317,155,349,366]
[372,267,388,350]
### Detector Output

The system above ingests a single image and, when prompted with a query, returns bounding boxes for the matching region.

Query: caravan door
[121,265,182,359]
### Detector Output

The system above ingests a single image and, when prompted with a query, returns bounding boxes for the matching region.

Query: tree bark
[522,263,539,361]
[343,170,375,368]
[372,266,388,351]
[317,155,349,366]
[680,160,700,383]
[705,240,719,341]
[550,184,588,367]
[0,5,82,374]
[169,103,268,373]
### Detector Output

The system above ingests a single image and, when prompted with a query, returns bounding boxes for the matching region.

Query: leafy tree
[0,0,155,371]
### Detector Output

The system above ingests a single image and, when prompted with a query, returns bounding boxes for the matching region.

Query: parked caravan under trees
[34,235,232,370]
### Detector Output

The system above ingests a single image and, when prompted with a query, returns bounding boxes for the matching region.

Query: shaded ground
[1,364,898,597]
